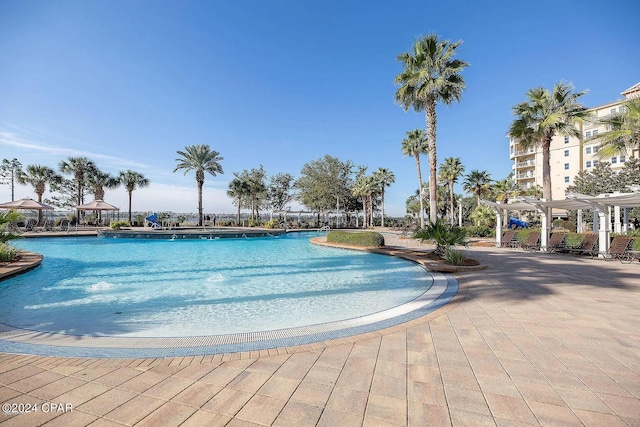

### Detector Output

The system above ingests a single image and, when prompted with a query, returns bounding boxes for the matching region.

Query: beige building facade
[510,82,640,200]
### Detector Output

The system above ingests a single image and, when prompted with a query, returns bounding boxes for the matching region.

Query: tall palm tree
[591,98,640,159]
[401,129,428,227]
[118,170,149,225]
[492,177,519,226]
[438,157,465,225]
[59,157,96,205]
[227,177,250,225]
[395,33,469,223]
[509,82,588,202]
[463,169,492,206]
[16,165,62,224]
[174,144,224,226]
[352,174,377,228]
[373,168,395,227]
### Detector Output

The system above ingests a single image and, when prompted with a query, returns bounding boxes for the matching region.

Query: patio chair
[22,218,37,232]
[604,235,633,262]
[500,229,518,248]
[546,232,567,253]
[520,231,541,251]
[567,233,599,258]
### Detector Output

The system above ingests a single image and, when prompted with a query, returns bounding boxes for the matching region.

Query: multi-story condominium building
[509,82,640,201]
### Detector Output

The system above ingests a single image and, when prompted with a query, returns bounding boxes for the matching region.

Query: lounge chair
[546,232,567,253]
[567,233,598,257]
[604,235,633,262]
[520,231,541,251]
[500,230,518,248]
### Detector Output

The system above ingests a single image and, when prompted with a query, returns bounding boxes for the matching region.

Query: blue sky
[1,0,638,217]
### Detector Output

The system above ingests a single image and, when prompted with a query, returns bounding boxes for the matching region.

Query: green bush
[109,220,130,230]
[565,233,585,248]
[263,219,280,229]
[415,219,468,256]
[464,225,494,237]
[248,219,261,227]
[326,231,385,247]
[632,238,640,251]
[0,243,19,262]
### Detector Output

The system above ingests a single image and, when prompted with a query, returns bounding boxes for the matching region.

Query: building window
[586,147,592,154]
[564,163,569,170]
[593,129,599,136]
[564,136,569,144]
[593,160,599,166]
[593,145,599,153]
[611,108,616,115]
[621,155,626,163]
[612,156,617,164]
[564,150,569,157]
[564,176,570,183]
[586,161,592,168]
[585,131,592,138]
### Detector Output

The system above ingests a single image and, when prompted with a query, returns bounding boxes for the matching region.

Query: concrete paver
[1,241,640,425]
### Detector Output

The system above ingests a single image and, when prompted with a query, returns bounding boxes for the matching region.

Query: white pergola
[482,188,640,255]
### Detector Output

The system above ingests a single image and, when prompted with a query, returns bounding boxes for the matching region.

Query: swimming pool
[2,233,435,338]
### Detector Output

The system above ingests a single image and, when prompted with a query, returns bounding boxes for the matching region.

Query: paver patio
[1,241,639,426]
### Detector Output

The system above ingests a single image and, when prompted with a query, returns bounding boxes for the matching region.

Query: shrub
[464,225,494,237]
[415,219,468,256]
[263,219,280,229]
[565,233,584,248]
[443,247,465,265]
[248,219,261,227]
[0,243,19,262]
[632,238,640,251]
[326,231,385,247]
[109,220,130,230]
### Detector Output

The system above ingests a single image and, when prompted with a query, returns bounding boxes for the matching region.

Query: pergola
[482,187,640,255]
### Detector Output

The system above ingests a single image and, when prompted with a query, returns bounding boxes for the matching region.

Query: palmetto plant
[118,170,149,225]
[395,33,469,224]
[174,144,224,226]
[415,218,468,257]
[401,129,428,228]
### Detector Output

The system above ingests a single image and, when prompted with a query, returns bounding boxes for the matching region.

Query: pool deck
[1,234,640,425]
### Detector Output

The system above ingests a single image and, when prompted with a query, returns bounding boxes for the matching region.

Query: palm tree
[509,82,588,202]
[373,168,395,227]
[118,170,149,225]
[86,170,120,223]
[59,157,96,205]
[401,129,428,227]
[492,177,519,226]
[174,145,224,226]
[227,178,250,225]
[395,33,469,223]
[16,165,62,224]
[591,98,640,159]
[463,169,492,206]
[438,157,465,225]
[352,174,377,228]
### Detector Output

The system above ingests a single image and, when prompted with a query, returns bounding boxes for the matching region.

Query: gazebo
[482,187,640,255]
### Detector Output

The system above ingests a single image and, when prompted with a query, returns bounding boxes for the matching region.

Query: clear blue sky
[1,0,638,216]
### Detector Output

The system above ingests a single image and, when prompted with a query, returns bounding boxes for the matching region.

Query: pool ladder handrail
[318,225,330,234]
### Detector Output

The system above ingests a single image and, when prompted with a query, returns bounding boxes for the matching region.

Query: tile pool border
[0,239,460,358]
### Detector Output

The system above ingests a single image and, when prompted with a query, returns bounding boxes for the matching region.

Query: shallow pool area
[2,234,433,338]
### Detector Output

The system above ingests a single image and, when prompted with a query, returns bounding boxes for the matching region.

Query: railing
[318,225,330,234]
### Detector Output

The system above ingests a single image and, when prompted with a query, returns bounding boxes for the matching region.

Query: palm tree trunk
[197,181,203,226]
[449,181,455,225]
[415,154,425,228]
[381,189,385,228]
[426,97,438,224]
[128,191,133,224]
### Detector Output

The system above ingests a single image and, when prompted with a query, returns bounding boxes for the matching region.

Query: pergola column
[614,205,622,233]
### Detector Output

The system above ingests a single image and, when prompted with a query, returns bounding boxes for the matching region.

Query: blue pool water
[1,234,432,337]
